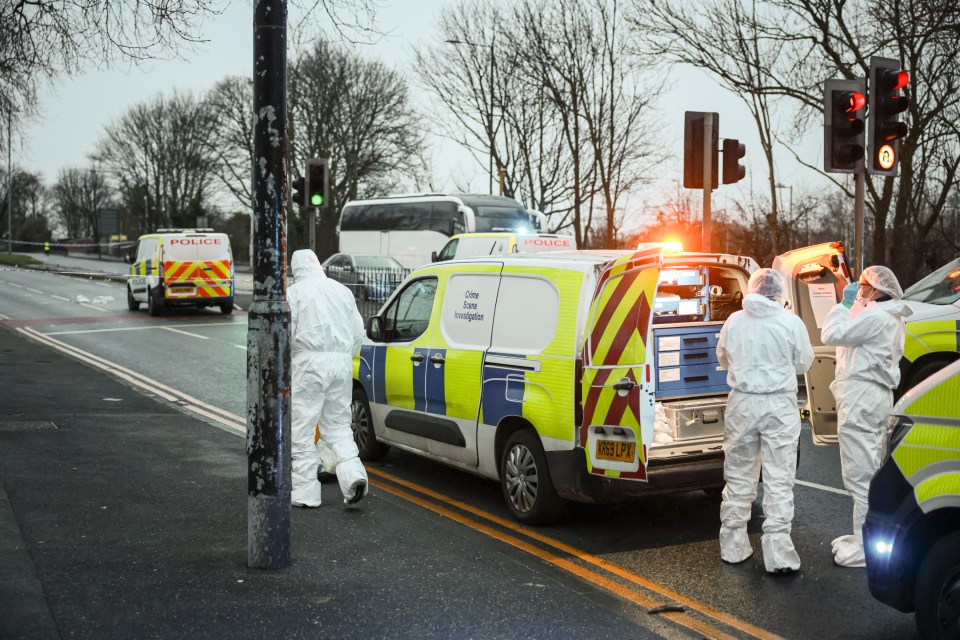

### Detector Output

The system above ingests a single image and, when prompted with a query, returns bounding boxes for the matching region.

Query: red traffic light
[836,91,866,114]
[878,69,909,91]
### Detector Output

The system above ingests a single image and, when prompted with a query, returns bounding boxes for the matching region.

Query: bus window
[473,205,536,233]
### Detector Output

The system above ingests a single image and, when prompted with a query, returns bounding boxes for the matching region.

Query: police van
[432,233,577,263]
[127,229,235,316]
[895,256,960,397]
[863,359,960,639]
[350,242,850,523]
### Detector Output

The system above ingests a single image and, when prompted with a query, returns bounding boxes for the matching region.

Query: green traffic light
[310,194,324,206]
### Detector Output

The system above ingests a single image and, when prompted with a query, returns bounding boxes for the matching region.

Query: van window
[136,239,158,261]
[383,277,438,342]
[436,239,458,262]
[491,275,559,352]
[439,273,500,349]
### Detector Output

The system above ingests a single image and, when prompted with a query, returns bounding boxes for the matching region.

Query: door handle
[410,352,425,363]
[612,378,636,392]
[429,353,445,364]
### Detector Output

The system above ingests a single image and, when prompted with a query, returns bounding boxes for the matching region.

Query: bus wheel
[500,429,565,525]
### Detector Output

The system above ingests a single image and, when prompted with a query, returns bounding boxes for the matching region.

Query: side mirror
[431,251,438,262]
[124,253,133,264]
[366,315,384,342]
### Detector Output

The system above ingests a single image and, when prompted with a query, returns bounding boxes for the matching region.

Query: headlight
[881,415,913,462]
[874,539,894,555]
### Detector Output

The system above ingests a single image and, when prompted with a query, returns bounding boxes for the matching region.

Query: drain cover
[0,421,58,431]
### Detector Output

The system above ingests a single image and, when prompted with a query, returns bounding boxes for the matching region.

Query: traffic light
[722,138,746,184]
[291,175,306,209]
[683,111,719,189]
[823,78,866,174]
[868,56,909,176]
[306,158,330,208]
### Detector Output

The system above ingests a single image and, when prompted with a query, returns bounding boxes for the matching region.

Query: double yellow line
[369,467,782,640]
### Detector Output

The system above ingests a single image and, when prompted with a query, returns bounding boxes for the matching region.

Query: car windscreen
[355,256,402,269]
[902,257,960,305]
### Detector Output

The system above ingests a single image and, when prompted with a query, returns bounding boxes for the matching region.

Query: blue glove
[842,282,860,308]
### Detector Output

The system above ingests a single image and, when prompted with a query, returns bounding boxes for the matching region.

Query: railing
[322,265,413,321]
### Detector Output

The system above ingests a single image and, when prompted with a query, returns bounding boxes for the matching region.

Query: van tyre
[351,387,389,461]
[906,359,954,396]
[220,303,233,315]
[127,285,140,311]
[915,531,960,640]
[500,429,565,525]
[147,287,161,317]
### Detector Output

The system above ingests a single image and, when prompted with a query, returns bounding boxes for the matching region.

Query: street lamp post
[446,38,495,195]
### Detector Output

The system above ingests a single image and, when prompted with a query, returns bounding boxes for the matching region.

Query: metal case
[661,398,726,440]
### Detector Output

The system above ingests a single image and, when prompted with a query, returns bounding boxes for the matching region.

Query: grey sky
[20,1,823,226]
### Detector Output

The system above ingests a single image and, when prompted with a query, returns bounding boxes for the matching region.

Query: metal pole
[7,109,11,254]
[854,171,865,276]
[248,0,291,570]
[489,41,495,196]
[308,208,316,253]
[702,113,713,253]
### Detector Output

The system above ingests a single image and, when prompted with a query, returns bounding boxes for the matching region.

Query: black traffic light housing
[722,138,746,184]
[683,111,719,189]
[291,175,306,209]
[306,158,330,209]
[868,56,909,177]
[824,78,866,174]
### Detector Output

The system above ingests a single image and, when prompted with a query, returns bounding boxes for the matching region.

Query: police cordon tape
[7,239,138,249]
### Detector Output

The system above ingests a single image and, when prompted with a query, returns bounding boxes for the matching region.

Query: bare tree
[94,92,220,234]
[50,168,113,238]
[287,37,424,258]
[207,76,255,212]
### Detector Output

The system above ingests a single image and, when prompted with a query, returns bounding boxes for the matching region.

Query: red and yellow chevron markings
[163,260,233,297]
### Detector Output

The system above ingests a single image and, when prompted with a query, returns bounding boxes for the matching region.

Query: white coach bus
[337,193,546,268]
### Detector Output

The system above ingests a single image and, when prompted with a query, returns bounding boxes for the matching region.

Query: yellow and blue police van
[127,229,235,316]
[351,242,850,523]
[431,232,577,263]
[896,257,960,397]
[863,359,960,639]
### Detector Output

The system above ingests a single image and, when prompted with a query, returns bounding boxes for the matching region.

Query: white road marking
[0,313,9,320]
[162,327,209,340]
[234,344,246,350]
[94,281,113,288]
[16,327,244,433]
[45,321,245,336]
[795,479,848,496]
[79,303,108,312]
[9,283,22,288]
[27,288,44,294]
[50,294,70,301]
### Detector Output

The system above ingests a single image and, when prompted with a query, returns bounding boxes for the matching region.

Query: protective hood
[742,293,785,318]
[291,249,326,281]
[872,299,913,320]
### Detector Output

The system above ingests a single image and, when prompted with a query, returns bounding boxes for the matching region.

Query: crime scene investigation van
[127,229,235,316]
[432,232,577,263]
[864,358,960,639]
[350,242,850,524]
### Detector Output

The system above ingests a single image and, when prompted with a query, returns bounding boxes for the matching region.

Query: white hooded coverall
[821,289,912,567]
[716,289,814,573]
[288,250,367,507]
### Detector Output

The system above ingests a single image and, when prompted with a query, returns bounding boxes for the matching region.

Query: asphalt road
[0,257,920,639]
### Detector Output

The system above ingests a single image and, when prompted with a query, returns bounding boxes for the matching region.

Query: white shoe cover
[762,532,800,573]
[316,438,338,475]
[833,536,866,567]
[831,534,855,555]
[719,526,753,564]
[337,457,368,504]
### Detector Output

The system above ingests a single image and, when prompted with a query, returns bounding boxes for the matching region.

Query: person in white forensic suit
[821,265,912,567]
[288,249,368,507]
[716,268,815,574]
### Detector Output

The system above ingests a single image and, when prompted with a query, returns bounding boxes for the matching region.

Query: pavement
[0,253,658,639]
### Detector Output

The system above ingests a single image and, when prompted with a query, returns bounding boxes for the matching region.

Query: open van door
[772,242,851,445]
[581,247,662,480]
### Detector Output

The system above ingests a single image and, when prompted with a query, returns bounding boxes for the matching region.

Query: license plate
[595,439,636,463]
[170,287,194,295]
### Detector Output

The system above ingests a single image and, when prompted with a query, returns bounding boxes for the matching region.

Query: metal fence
[323,265,413,321]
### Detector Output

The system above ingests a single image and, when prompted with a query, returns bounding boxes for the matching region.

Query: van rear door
[772,242,851,445]
[581,247,662,480]
[163,234,233,298]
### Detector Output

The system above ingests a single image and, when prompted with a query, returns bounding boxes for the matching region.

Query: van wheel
[905,359,954,395]
[126,285,140,311]
[915,532,960,640]
[219,303,233,315]
[147,287,161,317]
[351,387,388,461]
[500,430,565,525]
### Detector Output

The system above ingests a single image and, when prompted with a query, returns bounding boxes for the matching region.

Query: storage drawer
[661,398,726,440]
[658,269,705,287]
[654,326,722,353]
[656,362,728,396]
[656,348,718,368]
